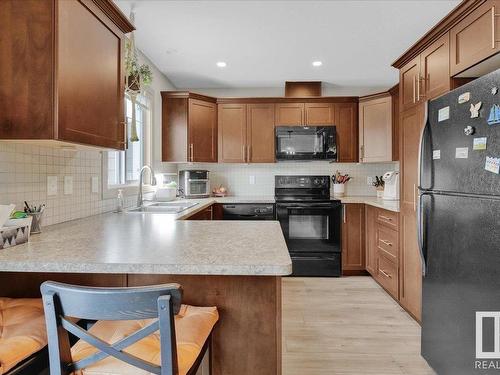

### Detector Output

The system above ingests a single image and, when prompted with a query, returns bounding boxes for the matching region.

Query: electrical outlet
[47,176,58,196]
[249,175,256,185]
[91,176,99,193]
[367,176,373,186]
[64,176,73,195]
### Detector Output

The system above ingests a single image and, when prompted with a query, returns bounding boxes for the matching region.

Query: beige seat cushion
[71,304,218,375]
[0,298,47,375]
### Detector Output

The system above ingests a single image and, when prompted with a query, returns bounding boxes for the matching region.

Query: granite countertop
[337,196,400,212]
[0,213,292,276]
[176,195,400,214]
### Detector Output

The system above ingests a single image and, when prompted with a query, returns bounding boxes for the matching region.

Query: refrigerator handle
[417,191,430,277]
[417,101,430,191]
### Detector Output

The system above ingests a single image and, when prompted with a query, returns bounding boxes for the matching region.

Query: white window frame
[102,88,154,200]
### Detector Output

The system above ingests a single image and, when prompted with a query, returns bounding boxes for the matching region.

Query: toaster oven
[178,170,210,198]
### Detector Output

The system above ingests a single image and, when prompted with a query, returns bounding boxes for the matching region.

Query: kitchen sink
[127,201,198,214]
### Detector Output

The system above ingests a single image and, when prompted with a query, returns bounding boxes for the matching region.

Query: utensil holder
[333,183,345,197]
[27,212,44,234]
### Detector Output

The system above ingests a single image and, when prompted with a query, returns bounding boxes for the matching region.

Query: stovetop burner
[274,175,332,202]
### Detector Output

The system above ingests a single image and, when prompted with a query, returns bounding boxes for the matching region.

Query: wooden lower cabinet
[341,204,365,274]
[365,206,400,301]
[185,205,213,220]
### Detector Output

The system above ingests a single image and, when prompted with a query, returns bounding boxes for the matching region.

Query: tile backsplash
[0,142,399,227]
[177,162,399,197]
[0,143,136,226]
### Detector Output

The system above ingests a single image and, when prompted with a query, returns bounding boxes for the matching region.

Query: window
[107,92,152,187]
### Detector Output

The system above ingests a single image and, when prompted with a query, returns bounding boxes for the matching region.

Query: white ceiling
[115,0,460,94]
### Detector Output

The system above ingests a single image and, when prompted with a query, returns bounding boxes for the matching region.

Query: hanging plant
[124,11,153,143]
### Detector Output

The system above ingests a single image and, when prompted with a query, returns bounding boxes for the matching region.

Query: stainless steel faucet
[137,165,157,207]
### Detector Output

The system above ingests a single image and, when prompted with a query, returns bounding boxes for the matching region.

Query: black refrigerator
[420,69,500,374]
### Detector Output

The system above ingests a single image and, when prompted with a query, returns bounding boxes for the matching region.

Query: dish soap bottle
[116,189,124,213]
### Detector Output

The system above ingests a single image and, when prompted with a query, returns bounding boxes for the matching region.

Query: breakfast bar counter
[0,213,291,375]
[0,212,291,275]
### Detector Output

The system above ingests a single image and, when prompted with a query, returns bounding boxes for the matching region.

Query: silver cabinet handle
[343,205,346,223]
[379,215,392,221]
[379,269,392,279]
[380,239,393,246]
[189,143,194,162]
[247,145,251,162]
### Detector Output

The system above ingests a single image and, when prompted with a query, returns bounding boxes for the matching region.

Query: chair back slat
[40,281,182,320]
[40,281,182,375]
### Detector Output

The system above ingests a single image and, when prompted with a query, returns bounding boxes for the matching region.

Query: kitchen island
[0,213,292,375]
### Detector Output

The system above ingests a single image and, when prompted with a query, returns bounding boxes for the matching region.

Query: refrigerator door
[421,69,500,196]
[421,193,500,374]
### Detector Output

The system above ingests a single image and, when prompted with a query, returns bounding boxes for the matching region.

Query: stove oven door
[276,202,342,276]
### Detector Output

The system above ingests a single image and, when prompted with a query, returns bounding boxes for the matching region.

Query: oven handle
[276,203,340,209]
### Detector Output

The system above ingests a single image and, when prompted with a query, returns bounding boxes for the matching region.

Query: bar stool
[0,298,48,375]
[40,281,218,375]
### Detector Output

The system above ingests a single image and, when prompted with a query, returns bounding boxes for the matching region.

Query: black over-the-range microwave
[275,126,337,161]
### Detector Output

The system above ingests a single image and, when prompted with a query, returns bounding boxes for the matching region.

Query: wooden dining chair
[40,281,218,375]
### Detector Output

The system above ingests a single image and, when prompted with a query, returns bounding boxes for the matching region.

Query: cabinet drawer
[376,209,399,230]
[377,254,398,298]
[377,225,399,261]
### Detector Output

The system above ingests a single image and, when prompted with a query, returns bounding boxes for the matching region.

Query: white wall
[137,51,177,173]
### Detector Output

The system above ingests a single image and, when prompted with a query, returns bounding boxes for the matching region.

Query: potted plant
[124,11,153,143]
[372,176,385,198]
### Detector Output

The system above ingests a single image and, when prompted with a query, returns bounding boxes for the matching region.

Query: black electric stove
[275,176,342,277]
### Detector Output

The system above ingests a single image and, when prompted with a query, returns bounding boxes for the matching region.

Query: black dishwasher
[222,204,275,220]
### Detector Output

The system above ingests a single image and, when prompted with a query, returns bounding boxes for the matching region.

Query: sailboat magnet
[487,104,500,125]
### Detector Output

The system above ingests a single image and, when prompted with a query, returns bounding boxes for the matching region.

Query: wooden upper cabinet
[218,104,247,163]
[342,203,366,273]
[275,103,304,126]
[0,0,133,149]
[334,102,358,162]
[421,33,450,100]
[389,85,400,161]
[188,99,217,162]
[247,104,275,163]
[400,56,422,112]
[358,94,392,163]
[450,0,500,76]
[304,103,335,125]
[161,92,217,162]
[57,0,125,149]
[218,103,275,163]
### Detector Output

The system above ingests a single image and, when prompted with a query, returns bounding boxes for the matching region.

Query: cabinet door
[365,205,378,276]
[450,0,500,76]
[57,0,125,149]
[359,95,392,162]
[247,103,275,163]
[189,99,217,162]
[342,204,365,273]
[391,87,400,161]
[218,104,247,163]
[399,105,425,321]
[335,103,358,162]
[399,56,421,112]
[275,103,304,126]
[186,205,213,220]
[421,33,450,100]
[304,103,335,125]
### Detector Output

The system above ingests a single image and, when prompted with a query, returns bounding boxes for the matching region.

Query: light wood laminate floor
[282,276,435,375]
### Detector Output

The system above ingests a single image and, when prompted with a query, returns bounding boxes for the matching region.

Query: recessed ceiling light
[312,61,323,67]
[216,61,227,68]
